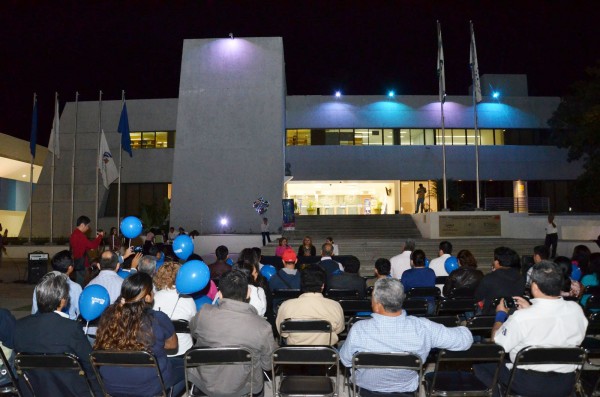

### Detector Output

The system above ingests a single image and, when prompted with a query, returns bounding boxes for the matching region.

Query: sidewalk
[0,254,35,319]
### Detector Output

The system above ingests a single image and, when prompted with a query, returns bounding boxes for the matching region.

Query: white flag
[48,95,60,158]
[98,130,118,189]
[437,21,446,104]
[470,21,482,103]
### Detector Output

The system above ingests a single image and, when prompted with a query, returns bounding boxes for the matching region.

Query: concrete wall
[20,98,178,238]
[170,37,285,235]
[286,145,583,181]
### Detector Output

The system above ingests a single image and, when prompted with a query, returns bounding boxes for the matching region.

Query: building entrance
[285,180,437,215]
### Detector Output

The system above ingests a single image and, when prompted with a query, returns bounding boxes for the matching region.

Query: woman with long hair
[235,249,268,316]
[298,235,316,256]
[153,262,197,357]
[275,237,291,257]
[554,256,582,299]
[443,249,484,297]
[572,244,592,275]
[581,253,600,307]
[94,272,185,397]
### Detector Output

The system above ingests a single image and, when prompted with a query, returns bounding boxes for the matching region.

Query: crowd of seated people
[2,231,599,397]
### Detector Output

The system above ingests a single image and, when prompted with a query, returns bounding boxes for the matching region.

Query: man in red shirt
[70,215,104,286]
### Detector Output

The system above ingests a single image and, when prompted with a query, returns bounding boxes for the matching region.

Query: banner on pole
[282,199,296,231]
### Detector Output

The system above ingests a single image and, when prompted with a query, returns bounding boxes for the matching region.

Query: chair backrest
[89,350,167,397]
[325,289,359,299]
[272,289,302,300]
[184,347,253,396]
[587,312,600,336]
[338,299,373,316]
[435,276,449,285]
[347,316,370,330]
[406,287,441,298]
[279,319,333,345]
[436,298,477,315]
[15,352,94,397]
[352,352,422,397]
[421,315,459,327]
[0,347,21,397]
[585,294,600,314]
[171,319,190,333]
[506,346,586,397]
[446,286,476,299]
[402,299,429,315]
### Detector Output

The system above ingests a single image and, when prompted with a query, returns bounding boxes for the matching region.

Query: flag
[118,102,132,157]
[48,94,61,158]
[437,21,446,104]
[470,21,482,103]
[30,96,38,158]
[98,130,119,189]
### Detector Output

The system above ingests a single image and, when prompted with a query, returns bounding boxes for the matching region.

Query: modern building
[19,37,584,238]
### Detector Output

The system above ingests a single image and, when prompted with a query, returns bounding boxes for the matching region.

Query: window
[383,129,394,145]
[451,129,466,145]
[130,131,175,149]
[411,129,425,145]
[400,129,410,145]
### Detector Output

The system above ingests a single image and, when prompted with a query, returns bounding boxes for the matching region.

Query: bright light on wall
[335,91,341,98]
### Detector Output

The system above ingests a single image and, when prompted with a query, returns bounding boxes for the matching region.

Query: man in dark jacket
[474,247,525,315]
[327,256,367,298]
[269,249,301,291]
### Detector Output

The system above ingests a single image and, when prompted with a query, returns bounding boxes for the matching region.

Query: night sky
[1,1,598,144]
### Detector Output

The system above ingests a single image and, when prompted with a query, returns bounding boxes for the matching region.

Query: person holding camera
[474,261,588,396]
[70,215,104,287]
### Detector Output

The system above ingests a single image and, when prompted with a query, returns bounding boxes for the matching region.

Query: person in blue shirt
[340,278,472,395]
[401,249,436,291]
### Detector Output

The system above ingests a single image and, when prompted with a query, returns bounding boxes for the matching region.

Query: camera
[133,246,143,253]
[493,297,517,309]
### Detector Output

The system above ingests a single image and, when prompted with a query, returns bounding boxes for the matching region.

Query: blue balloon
[120,216,143,239]
[571,264,582,281]
[193,295,213,311]
[176,260,210,294]
[79,285,110,322]
[225,258,234,266]
[156,252,165,269]
[173,235,194,260]
[260,265,277,281]
[444,256,460,274]
[425,258,430,268]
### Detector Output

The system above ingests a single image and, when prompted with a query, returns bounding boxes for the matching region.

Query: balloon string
[85,321,89,335]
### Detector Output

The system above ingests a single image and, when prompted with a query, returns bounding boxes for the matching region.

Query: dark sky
[1,0,598,144]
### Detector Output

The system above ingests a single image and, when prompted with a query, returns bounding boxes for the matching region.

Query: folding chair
[423,343,505,396]
[403,299,429,315]
[272,289,302,301]
[421,315,459,327]
[436,298,477,316]
[171,319,190,334]
[0,347,20,396]
[465,316,496,341]
[406,287,441,299]
[351,352,422,397]
[503,346,587,397]
[15,352,95,397]
[446,287,476,299]
[325,289,359,300]
[272,346,338,397]
[585,294,600,316]
[183,346,253,397]
[90,350,169,397]
[338,300,373,318]
[279,319,333,346]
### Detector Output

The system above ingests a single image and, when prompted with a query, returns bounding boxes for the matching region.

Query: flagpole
[95,91,102,232]
[49,92,59,244]
[28,93,37,244]
[470,21,482,210]
[437,21,448,211]
[71,92,79,229]
[117,90,124,231]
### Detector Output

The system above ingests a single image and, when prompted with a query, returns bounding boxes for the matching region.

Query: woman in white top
[153,262,197,356]
[325,237,339,256]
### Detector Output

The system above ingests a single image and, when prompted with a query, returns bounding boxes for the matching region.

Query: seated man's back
[326,257,366,298]
[276,265,345,345]
[188,270,276,397]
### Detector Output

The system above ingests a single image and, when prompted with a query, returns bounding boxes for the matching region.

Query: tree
[548,64,600,211]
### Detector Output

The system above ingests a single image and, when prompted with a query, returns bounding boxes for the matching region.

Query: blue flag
[30,98,38,158]
[118,102,132,157]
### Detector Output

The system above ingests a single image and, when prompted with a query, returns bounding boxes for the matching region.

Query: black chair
[0,348,20,396]
[272,289,302,301]
[183,346,253,397]
[279,319,333,346]
[407,287,441,299]
[585,294,600,316]
[351,352,422,397]
[338,316,371,342]
[424,343,505,396]
[15,352,95,397]
[435,276,449,286]
[272,346,339,397]
[171,319,190,334]
[338,300,373,318]
[422,315,459,327]
[325,289,359,299]
[465,316,496,340]
[403,298,429,315]
[446,287,476,299]
[503,346,587,397]
[90,350,169,397]
[437,298,477,316]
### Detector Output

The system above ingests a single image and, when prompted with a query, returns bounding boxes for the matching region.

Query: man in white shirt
[428,240,452,277]
[390,239,415,279]
[474,261,588,396]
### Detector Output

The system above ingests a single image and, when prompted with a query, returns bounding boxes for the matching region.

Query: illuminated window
[495,129,505,145]
[452,129,466,145]
[383,129,394,145]
[400,129,410,145]
[129,131,175,149]
[340,129,354,145]
[411,129,425,145]
[480,129,494,145]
